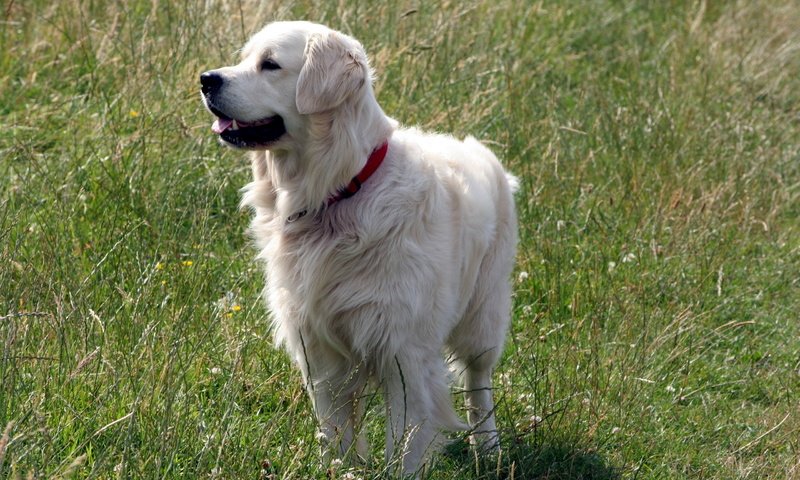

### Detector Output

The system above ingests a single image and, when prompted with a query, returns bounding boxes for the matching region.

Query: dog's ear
[296,31,368,115]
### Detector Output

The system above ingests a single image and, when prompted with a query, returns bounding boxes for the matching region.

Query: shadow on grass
[439,437,619,480]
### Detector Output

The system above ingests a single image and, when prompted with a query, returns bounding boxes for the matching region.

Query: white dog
[201,21,518,475]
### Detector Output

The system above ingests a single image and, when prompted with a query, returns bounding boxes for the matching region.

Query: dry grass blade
[0,422,14,471]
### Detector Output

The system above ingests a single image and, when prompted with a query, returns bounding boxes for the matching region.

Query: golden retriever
[200,21,517,476]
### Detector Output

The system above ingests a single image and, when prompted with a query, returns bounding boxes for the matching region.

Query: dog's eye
[260,59,281,71]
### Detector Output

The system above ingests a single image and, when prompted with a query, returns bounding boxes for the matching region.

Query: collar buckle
[286,209,307,224]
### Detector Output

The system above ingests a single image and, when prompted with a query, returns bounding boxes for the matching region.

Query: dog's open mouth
[210,113,286,149]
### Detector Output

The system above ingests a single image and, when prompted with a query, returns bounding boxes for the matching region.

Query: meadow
[1,0,799,478]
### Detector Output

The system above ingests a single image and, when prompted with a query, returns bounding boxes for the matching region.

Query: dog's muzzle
[200,70,287,149]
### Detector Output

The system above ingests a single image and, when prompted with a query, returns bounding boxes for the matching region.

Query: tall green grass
[1,1,798,478]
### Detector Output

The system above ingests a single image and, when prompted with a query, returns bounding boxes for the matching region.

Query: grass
[1,0,799,478]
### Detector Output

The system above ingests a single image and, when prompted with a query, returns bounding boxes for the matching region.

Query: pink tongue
[212,118,233,134]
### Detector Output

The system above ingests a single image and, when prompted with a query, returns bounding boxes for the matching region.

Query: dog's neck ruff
[286,141,389,223]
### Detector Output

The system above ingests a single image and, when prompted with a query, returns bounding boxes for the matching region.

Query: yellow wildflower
[182,260,193,267]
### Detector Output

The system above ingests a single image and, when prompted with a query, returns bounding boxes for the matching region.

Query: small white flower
[216,291,237,311]
[517,271,529,283]
[622,252,637,263]
[607,261,617,272]
[666,385,676,393]
[342,473,356,480]
[517,392,535,406]
[522,305,533,316]
[611,427,621,434]
[331,458,343,468]
[210,367,222,375]
[556,220,566,231]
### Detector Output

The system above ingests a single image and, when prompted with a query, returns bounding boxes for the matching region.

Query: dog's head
[200,21,370,150]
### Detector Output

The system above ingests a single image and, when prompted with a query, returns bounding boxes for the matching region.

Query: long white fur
[205,21,518,476]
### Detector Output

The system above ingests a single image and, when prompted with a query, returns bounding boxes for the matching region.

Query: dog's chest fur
[244,131,506,372]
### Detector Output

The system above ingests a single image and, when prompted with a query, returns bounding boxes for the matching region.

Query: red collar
[327,141,389,206]
[286,141,389,223]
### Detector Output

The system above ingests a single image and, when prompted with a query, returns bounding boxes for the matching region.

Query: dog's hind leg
[453,289,511,450]
[449,253,514,450]
[463,354,500,450]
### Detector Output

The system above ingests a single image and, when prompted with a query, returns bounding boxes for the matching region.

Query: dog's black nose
[200,71,224,95]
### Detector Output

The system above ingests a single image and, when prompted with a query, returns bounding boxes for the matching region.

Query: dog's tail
[432,383,469,432]
[505,173,520,195]
[425,364,469,433]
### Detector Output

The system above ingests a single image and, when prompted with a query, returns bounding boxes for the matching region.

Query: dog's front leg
[310,382,368,463]
[297,349,368,465]
[383,353,456,477]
